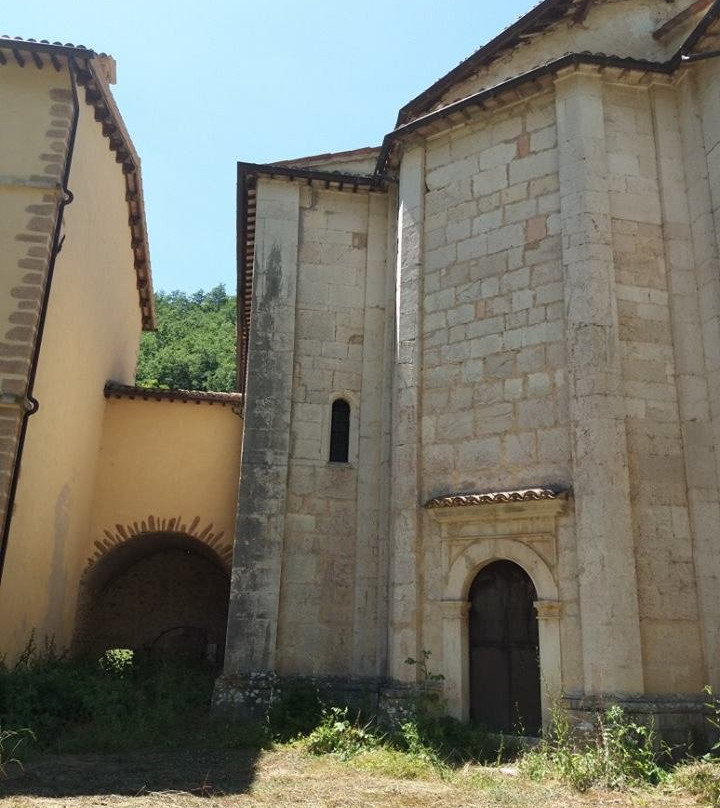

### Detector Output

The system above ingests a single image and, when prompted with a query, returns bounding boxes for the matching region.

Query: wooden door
[469,560,541,735]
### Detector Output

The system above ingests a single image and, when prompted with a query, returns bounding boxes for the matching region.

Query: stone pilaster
[674,70,720,690]
[440,600,470,720]
[555,69,643,695]
[535,599,563,726]
[224,179,300,673]
[352,192,388,676]
[388,147,425,680]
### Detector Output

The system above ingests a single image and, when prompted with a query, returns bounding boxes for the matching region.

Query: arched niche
[73,531,230,665]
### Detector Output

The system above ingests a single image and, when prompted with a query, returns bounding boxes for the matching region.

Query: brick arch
[88,514,233,571]
[73,524,232,661]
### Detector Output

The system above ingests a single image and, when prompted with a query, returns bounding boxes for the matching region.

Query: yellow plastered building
[0,39,243,664]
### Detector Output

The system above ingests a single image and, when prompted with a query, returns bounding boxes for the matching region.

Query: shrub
[305,706,380,760]
[395,713,497,767]
[521,703,666,791]
[0,641,217,753]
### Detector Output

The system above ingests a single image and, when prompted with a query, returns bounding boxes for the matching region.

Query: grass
[0,746,708,807]
[1,646,718,807]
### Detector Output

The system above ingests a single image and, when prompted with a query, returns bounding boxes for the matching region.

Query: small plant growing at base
[704,685,720,759]
[0,726,34,778]
[404,650,445,718]
[305,706,380,760]
[400,651,497,765]
[404,650,445,687]
[522,701,666,792]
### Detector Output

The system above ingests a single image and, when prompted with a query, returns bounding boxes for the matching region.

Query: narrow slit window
[329,399,350,463]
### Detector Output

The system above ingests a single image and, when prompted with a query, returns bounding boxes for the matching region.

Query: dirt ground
[0,747,706,808]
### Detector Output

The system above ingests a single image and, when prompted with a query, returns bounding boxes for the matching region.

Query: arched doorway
[469,560,541,735]
[74,532,230,665]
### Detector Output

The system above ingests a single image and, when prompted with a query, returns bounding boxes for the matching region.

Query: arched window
[329,398,350,463]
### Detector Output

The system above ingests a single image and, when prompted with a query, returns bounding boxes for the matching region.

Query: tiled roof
[425,488,569,508]
[0,35,100,54]
[104,383,243,408]
[396,0,720,126]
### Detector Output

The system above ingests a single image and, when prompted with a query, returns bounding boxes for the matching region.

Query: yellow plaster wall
[0,62,71,332]
[0,63,73,513]
[88,397,242,575]
[0,94,142,658]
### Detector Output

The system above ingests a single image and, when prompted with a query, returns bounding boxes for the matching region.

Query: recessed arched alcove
[73,531,230,665]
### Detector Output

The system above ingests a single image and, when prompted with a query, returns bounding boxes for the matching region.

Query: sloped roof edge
[396,0,577,126]
[271,146,382,168]
[376,51,674,177]
[0,37,156,330]
[395,0,720,126]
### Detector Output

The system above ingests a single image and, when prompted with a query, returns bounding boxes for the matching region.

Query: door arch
[469,560,541,735]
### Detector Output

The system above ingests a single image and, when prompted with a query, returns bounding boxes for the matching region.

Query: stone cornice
[426,487,566,508]
[426,488,570,524]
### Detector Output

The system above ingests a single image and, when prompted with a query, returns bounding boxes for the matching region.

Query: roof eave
[376,52,674,177]
[396,0,573,127]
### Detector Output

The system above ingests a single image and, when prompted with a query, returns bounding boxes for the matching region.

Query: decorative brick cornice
[425,488,568,509]
[0,37,155,330]
[89,514,233,570]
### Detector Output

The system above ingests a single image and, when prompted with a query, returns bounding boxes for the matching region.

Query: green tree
[135,285,236,392]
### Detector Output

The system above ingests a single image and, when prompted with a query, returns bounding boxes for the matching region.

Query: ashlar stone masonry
[219,0,720,742]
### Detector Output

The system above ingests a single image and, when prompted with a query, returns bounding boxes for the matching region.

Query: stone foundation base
[563,692,716,753]
[212,672,437,727]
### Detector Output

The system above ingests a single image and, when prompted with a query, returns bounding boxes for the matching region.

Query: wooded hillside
[135,285,236,392]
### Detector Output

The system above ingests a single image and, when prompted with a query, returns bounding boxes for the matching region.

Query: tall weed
[521,702,666,791]
[0,726,34,777]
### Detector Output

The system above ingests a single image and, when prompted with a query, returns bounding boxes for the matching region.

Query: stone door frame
[429,497,566,730]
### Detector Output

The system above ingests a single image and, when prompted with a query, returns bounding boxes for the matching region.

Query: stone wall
[399,64,719,719]
[224,15,720,734]
[604,81,705,694]
[225,177,390,680]
[402,92,584,699]
[278,185,389,676]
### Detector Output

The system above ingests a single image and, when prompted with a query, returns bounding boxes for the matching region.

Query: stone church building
[218,0,720,738]
[2,0,720,742]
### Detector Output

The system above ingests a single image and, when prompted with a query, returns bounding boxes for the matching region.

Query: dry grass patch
[0,747,706,808]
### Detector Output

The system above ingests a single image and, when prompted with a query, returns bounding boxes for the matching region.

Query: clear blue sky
[5,1,533,293]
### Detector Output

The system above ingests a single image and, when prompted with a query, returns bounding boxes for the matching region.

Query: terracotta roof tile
[104,383,243,408]
[425,487,569,508]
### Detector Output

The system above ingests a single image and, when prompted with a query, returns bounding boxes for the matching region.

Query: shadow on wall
[72,531,230,665]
